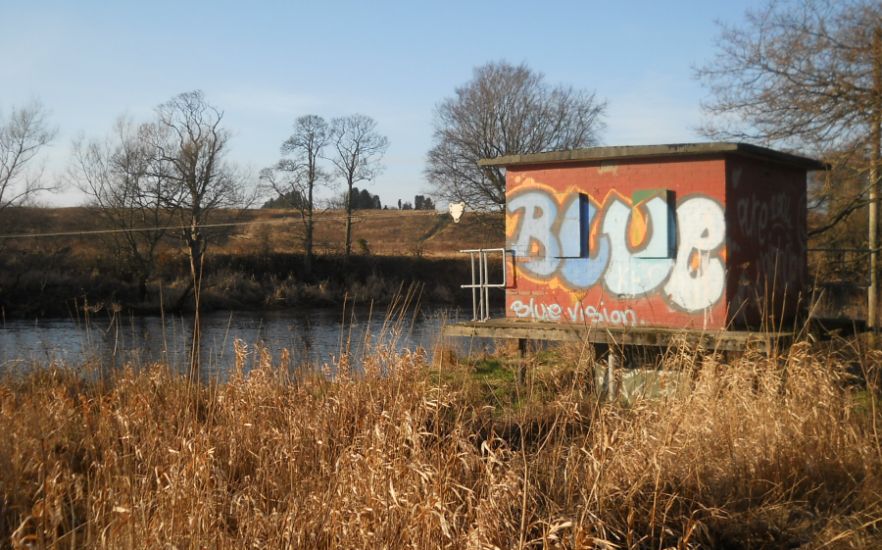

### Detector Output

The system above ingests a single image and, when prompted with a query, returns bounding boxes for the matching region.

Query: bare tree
[0,101,56,214]
[697,0,878,153]
[71,118,170,301]
[426,61,606,211]
[147,90,250,375]
[259,159,329,269]
[696,0,882,324]
[696,0,881,234]
[328,114,388,257]
[148,91,246,295]
[268,115,331,274]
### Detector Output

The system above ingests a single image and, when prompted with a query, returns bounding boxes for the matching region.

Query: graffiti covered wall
[726,157,807,327]
[505,158,730,329]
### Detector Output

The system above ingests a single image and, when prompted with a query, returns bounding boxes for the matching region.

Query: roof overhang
[478,142,828,171]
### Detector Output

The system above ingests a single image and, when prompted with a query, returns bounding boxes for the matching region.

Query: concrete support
[517,338,527,385]
[606,349,621,401]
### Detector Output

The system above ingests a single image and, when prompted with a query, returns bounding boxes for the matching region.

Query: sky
[2,0,767,208]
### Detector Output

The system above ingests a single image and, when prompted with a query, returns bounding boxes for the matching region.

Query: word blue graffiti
[507,187,725,312]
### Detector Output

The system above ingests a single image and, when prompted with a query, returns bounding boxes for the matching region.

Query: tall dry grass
[1,337,881,548]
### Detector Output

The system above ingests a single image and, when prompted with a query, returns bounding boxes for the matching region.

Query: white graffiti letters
[664,197,726,311]
[507,188,726,312]
[510,298,638,326]
[509,298,563,321]
[508,191,560,277]
[602,197,673,296]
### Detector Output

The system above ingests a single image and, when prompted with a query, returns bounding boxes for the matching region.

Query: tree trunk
[187,219,203,380]
[138,277,148,303]
[304,196,314,277]
[344,183,354,258]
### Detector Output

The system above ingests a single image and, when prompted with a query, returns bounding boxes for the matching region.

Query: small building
[481,143,826,331]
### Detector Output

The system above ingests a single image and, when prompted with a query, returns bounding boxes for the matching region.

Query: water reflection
[0,306,497,378]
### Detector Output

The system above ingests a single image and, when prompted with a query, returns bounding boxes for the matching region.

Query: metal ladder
[460,248,509,321]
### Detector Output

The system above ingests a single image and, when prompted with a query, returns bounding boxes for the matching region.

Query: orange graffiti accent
[589,212,603,255]
[688,249,702,274]
[628,205,648,249]
[528,237,543,257]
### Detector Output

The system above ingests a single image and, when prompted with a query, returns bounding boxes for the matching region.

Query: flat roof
[478,142,827,171]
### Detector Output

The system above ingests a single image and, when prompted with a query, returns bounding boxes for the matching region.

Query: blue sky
[2,1,765,207]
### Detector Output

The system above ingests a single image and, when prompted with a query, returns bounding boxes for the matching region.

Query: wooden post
[517,338,527,385]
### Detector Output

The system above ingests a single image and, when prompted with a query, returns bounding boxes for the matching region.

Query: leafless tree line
[696,0,882,323]
[260,113,389,268]
[71,91,251,306]
[0,91,252,375]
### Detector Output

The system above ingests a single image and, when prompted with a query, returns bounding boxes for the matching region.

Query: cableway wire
[0,210,449,240]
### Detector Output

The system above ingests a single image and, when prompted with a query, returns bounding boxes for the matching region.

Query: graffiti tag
[569,303,638,325]
[510,298,638,325]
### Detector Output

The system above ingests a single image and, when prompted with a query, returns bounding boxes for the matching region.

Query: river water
[0,305,497,378]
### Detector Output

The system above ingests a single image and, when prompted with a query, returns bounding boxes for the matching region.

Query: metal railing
[460,248,509,321]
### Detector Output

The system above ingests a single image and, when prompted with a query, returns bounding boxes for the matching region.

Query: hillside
[243,208,504,257]
[0,207,503,259]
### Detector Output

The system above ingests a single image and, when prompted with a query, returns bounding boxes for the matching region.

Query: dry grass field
[1,331,881,548]
[0,207,503,260]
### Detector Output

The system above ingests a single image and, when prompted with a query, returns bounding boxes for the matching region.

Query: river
[0,305,497,378]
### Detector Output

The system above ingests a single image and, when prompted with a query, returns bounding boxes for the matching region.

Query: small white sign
[448,201,465,223]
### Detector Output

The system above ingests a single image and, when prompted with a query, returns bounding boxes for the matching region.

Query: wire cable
[0,209,451,240]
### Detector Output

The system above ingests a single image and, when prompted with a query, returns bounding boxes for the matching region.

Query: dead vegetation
[1,336,881,548]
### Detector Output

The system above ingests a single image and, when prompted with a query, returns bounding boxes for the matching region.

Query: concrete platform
[442,319,791,352]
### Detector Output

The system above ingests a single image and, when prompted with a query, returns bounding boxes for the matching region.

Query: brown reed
[0,336,880,548]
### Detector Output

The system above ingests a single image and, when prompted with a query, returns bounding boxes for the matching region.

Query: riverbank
[0,207,504,319]
[0,251,490,318]
[1,338,880,547]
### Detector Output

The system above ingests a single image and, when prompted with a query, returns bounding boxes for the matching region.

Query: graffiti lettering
[510,298,638,326]
[736,191,791,246]
[507,187,726,312]
[559,195,609,288]
[508,191,560,277]
[509,298,563,321]
[603,197,673,296]
[664,197,726,311]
